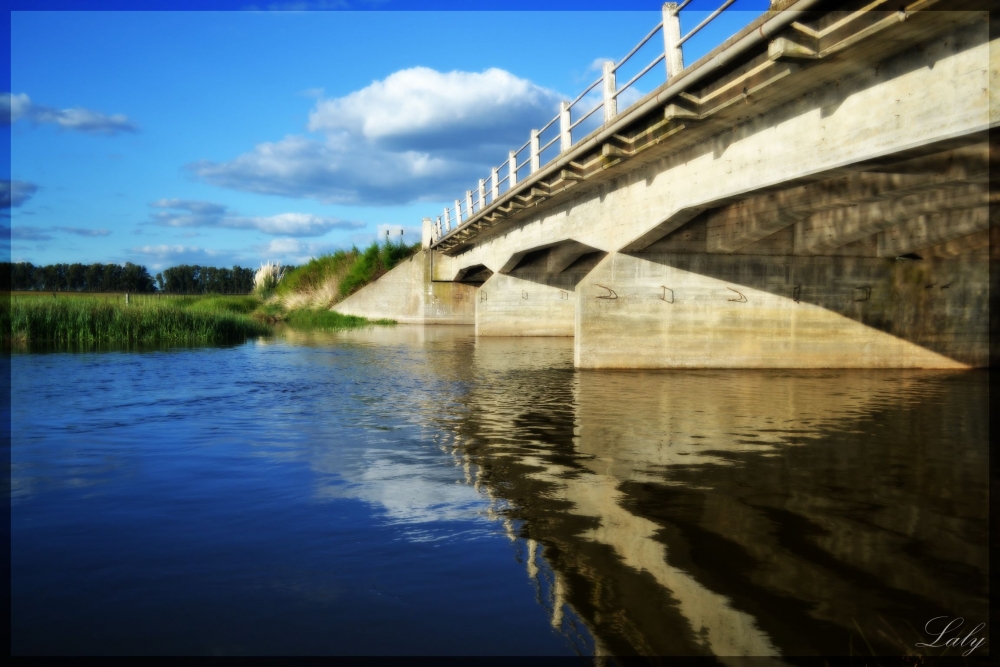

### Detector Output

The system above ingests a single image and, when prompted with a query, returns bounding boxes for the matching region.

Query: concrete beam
[546,242,599,275]
[877,206,992,258]
[621,207,709,252]
[795,184,989,254]
[706,200,811,253]
[499,239,601,277]
[498,243,558,275]
[454,263,494,284]
[680,144,989,253]
[919,228,992,258]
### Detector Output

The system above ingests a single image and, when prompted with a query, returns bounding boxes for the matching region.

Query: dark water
[9,327,990,657]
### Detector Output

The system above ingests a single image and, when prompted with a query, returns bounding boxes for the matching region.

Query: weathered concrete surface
[433,16,992,279]
[349,7,994,367]
[333,250,475,324]
[575,252,987,369]
[474,241,605,336]
[476,272,574,337]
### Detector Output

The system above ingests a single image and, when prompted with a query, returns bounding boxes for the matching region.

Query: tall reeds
[4,295,270,344]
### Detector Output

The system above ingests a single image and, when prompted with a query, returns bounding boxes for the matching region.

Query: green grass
[275,250,356,297]
[282,308,394,330]
[3,293,270,344]
[184,295,260,315]
[276,239,419,301]
[338,240,419,298]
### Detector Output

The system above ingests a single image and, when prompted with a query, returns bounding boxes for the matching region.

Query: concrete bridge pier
[476,274,574,337]
[574,249,989,369]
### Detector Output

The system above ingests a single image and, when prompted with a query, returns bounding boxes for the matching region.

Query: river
[9,326,990,657]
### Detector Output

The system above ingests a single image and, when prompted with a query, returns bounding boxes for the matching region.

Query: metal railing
[430,0,747,243]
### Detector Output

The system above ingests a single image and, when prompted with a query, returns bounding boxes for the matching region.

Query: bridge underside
[463,138,994,367]
[336,5,996,368]
[576,140,993,368]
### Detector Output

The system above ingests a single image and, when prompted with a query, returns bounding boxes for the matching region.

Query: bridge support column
[574,252,989,369]
[476,272,575,337]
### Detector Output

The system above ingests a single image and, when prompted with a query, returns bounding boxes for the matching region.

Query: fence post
[478,179,486,211]
[559,101,572,152]
[125,292,129,305]
[455,199,463,224]
[509,150,518,187]
[663,2,684,79]
[530,129,540,173]
[444,207,451,231]
[491,166,499,201]
[465,191,473,218]
[602,61,617,123]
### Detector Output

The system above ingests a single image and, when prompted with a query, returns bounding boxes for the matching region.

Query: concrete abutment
[333,250,476,324]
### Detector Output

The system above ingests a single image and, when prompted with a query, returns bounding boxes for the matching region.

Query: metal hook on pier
[595,284,618,300]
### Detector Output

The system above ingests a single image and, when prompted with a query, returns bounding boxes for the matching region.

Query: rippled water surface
[10,327,989,656]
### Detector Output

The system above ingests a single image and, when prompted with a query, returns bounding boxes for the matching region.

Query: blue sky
[5,1,767,270]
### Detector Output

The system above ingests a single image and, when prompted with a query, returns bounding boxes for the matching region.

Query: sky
[4,0,767,271]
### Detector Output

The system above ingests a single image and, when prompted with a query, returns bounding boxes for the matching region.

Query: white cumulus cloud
[189,67,566,206]
[308,67,563,152]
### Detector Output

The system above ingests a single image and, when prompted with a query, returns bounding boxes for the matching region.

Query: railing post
[465,191,473,218]
[436,216,442,238]
[662,2,684,79]
[421,217,434,249]
[491,166,499,201]
[455,199,463,224]
[444,207,451,231]
[509,150,518,187]
[530,129,540,173]
[478,179,486,211]
[602,61,617,123]
[559,101,572,152]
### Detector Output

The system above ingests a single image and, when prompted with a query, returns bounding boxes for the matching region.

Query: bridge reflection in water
[287,327,988,658]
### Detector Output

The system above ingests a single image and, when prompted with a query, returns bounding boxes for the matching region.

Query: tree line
[3,262,273,294]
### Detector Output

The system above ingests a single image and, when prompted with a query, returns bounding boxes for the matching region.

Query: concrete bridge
[335,0,997,369]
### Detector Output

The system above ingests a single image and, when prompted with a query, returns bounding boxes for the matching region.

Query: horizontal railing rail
[431,0,751,243]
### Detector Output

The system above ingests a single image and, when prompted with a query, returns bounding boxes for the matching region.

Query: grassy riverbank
[273,239,419,311]
[3,239,416,344]
[2,292,389,345]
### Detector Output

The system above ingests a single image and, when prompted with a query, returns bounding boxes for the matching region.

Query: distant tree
[66,263,87,291]
[119,262,155,292]
[7,260,257,293]
[84,264,104,291]
[16,262,35,290]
